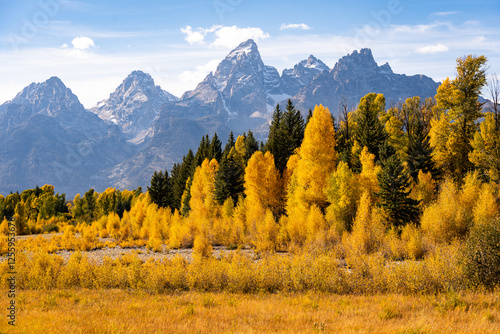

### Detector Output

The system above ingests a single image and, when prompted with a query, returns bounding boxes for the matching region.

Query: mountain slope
[0,77,132,196]
[90,70,178,144]
[293,49,439,116]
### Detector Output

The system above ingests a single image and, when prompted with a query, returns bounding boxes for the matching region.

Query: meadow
[1,289,499,334]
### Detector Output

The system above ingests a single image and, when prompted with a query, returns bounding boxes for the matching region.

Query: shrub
[462,219,500,288]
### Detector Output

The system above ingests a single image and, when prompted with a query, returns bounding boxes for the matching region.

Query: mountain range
[0,39,440,196]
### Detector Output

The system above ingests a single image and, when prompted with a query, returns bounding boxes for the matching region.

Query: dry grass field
[1,289,499,334]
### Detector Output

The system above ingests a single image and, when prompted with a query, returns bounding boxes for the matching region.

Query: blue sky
[0,0,499,107]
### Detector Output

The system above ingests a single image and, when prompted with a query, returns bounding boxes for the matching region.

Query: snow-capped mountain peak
[90,70,178,143]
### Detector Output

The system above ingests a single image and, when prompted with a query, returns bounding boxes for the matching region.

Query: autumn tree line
[1,55,499,267]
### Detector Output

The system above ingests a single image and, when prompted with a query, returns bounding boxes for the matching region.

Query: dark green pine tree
[355,93,388,162]
[265,102,305,174]
[222,131,236,159]
[282,99,305,153]
[82,189,96,223]
[406,120,438,181]
[193,135,210,168]
[214,148,245,205]
[376,154,420,229]
[243,130,259,163]
[171,150,195,210]
[148,170,174,210]
[208,132,223,162]
[265,104,286,173]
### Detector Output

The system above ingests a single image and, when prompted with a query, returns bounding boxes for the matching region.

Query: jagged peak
[379,62,393,74]
[45,76,66,87]
[226,39,260,60]
[333,48,378,75]
[121,70,155,91]
[302,55,330,71]
[11,76,76,104]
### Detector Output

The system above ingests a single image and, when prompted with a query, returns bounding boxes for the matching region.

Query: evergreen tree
[171,149,195,210]
[244,130,259,163]
[354,93,387,162]
[148,170,174,210]
[406,119,437,181]
[82,189,96,222]
[222,131,236,159]
[214,148,245,205]
[376,154,420,228]
[208,132,222,162]
[193,135,210,167]
[265,101,305,173]
[282,99,305,151]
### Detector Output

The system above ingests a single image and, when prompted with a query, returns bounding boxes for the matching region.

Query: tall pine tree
[376,154,420,228]
[214,148,245,205]
[148,170,174,210]
[354,93,387,162]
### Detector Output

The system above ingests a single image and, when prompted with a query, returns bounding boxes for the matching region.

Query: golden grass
[1,289,499,334]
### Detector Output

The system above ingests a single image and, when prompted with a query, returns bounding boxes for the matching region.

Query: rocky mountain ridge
[0,40,441,195]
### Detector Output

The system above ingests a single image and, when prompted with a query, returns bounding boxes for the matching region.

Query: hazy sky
[0,0,499,107]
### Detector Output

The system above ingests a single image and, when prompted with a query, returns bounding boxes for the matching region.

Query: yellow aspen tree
[189,158,219,220]
[293,104,338,210]
[254,209,278,252]
[473,182,499,226]
[245,151,282,224]
[129,193,149,238]
[350,191,385,254]
[285,105,337,247]
[470,112,500,182]
[305,204,328,249]
[384,112,407,160]
[235,135,246,158]
[410,170,437,209]
[433,56,488,180]
[357,146,381,199]
[325,161,359,234]
[228,196,247,248]
[421,178,464,243]
[119,211,132,241]
[105,212,121,239]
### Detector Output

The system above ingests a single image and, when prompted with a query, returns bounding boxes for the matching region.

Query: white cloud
[61,43,69,48]
[211,26,270,48]
[280,23,311,31]
[180,26,206,45]
[181,25,270,49]
[179,59,220,85]
[416,43,449,54]
[71,36,95,50]
[432,11,458,16]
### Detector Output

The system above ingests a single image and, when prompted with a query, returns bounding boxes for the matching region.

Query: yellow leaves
[469,112,500,182]
[325,161,358,234]
[253,209,278,253]
[385,115,407,160]
[429,113,460,175]
[288,104,337,212]
[411,171,436,208]
[189,158,219,219]
[473,183,499,227]
[244,151,282,221]
[349,191,385,254]
[357,147,381,198]
[436,77,461,111]
[235,135,246,158]
[420,173,483,243]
